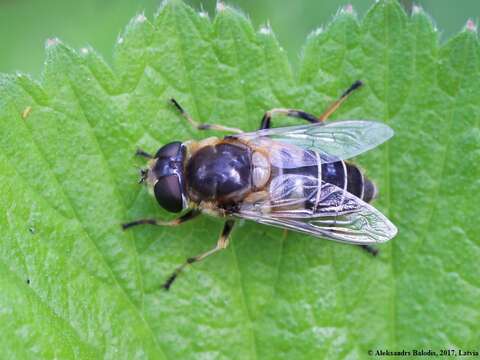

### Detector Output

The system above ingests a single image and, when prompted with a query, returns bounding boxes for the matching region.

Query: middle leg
[170,98,243,134]
[162,219,235,290]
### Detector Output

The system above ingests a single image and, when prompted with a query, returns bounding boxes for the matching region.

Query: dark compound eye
[154,175,184,213]
[155,141,182,158]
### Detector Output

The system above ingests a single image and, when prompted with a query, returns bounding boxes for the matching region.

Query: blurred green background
[0,0,478,76]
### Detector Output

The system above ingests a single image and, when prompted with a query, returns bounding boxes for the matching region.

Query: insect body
[123,81,397,289]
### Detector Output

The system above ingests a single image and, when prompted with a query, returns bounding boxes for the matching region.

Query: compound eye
[155,141,182,158]
[154,175,184,213]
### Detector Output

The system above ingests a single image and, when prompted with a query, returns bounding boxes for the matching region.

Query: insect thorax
[185,141,252,202]
[184,137,271,203]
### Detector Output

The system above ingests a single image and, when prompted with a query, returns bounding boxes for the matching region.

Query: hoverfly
[123,81,397,289]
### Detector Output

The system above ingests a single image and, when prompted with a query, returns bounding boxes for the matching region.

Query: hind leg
[259,80,363,130]
[360,244,379,256]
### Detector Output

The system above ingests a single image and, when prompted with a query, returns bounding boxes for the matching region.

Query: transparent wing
[232,120,394,167]
[236,176,397,244]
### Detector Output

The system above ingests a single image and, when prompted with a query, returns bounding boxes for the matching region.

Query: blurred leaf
[0,0,478,358]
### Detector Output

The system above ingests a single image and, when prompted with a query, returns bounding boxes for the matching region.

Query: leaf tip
[465,19,477,33]
[307,27,324,40]
[411,4,423,15]
[344,4,353,13]
[45,37,61,49]
[214,0,249,21]
[198,10,209,19]
[156,0,176,16]
[410,4,440,34]
[216,0,227,13]
[339,4,356,16]
[135,13,147,24]
[259,22,272,36]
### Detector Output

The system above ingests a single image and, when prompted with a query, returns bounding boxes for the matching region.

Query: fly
[122,80,397,290]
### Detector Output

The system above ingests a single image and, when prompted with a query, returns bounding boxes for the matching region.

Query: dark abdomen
[186,142,251,201]
[322,161,376,203]
[280,157,377,205]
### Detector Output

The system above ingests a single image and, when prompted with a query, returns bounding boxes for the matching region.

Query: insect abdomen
[273,152,378,215]
[322,161,377,203]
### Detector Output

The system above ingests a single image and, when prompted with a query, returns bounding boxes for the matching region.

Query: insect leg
[162,219,235,290]
[121,209,201,230]
[259,81,363,129]
[359,244,379,256]
[259,108,321,129]
[318,80,363,121]
[135,148,154,159]
[170,98,243,134]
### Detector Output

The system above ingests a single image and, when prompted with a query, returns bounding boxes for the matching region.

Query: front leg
[121,209,201,230]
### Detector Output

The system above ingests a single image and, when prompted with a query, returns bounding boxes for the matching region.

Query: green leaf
[1,0,479,358]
